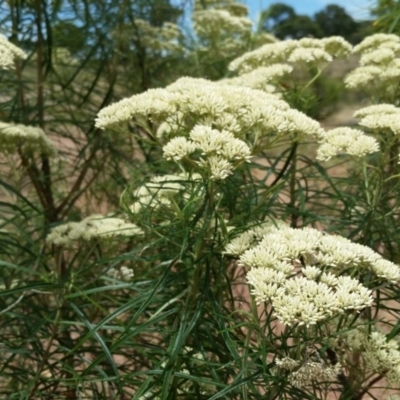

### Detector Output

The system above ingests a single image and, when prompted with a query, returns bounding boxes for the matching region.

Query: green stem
[289,142,298,228]
[303,67,322,90]
[270,142,298,188]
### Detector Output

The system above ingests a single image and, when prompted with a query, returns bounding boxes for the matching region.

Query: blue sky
[244,0,374,22]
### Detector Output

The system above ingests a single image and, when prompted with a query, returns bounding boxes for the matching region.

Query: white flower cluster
[224,220,287,256]
[229,37,352,74]
[250,32,279,48]
[365,331,400,381]
[96,77,323,145]
[316,103,400,161]
[51,47,78,73]
[339,325,400,385]
[275,356,299,371]
[345,34,400,90]
[360,48,398,67]
[193,0,249,18]
[221,64,292,93]
[192,9,252,39]
[107,266,134,281]
[132,19,182,54]
[353,33,400,55]
[275,355,341,388]
[46,214,143,246]
[130,173,201,214]
[0,35,27,70]
[354,104,400,119]
[345,64,400,89]
[191,0,253,59]
[163,125,252,180]
[355,104,400,136]
[248,269,372,326]
[0,122,57,156]
[96,76,323,180]
[288,360,342,388]
[316,127,379,161]
[225,224,400,326]
[223,2,249,17]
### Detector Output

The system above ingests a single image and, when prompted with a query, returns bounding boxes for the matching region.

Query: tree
[278,14,323,39]
[260,2,368,43]
[261,3,321,39]
[260,3,322,39]
[314,4,359,42]
[260,3,296,32]
[52,21,87,55]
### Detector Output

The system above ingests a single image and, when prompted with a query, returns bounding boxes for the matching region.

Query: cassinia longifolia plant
[2,0,400,398]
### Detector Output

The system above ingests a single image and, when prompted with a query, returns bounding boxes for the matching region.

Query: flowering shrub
[2,1,400,399]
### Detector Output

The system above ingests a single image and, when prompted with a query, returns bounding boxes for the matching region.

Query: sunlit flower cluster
[360,48,398,67]
[316,127,379,161]
[192,0,253,59]
[96,76,323,180]
[250,32,279,48]
[353,33,400,55]
[345,64,400,89]
[132,19,182,54]
[354,104,400,119]
[224,220,287,256]
[225,224,400,326]
[355,104,400,136]
[229,37,352,74]
[0,122,57,156]
[96,77,323,145]
[221,64,292,93]
[288,47,332,65]
[223,2,248,16]
[192,9,252,39]
[163,125,251,180]
[46,214,142,246]
[194,0,249,18]
[247,268,372,326]
[0,34,27,70]
[345,34,400,90]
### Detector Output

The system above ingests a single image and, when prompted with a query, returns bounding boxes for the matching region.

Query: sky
[244,0,374,22]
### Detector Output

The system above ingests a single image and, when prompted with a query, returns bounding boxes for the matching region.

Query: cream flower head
[0,35,27,70]
[46,215,142,246]
[226,224,400,326]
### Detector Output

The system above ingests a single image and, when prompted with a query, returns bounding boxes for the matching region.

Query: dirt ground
[321,104,360,130]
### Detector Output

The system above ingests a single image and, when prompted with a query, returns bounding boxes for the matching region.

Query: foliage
[1,0,400,399]
[260,3,322,40]
[314,5,359,39]
[372,0,400,34]
[260,2,370,44]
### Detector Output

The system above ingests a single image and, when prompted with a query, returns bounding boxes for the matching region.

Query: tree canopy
[260,2,371,43]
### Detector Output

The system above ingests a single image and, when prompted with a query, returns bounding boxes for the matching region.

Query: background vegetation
[1,0,400,399]
[258,3,372,43]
